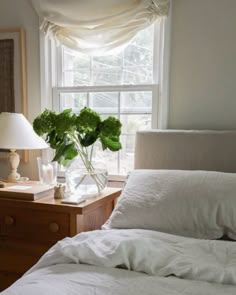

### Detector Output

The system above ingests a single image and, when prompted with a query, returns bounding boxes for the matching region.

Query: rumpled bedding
[2,229,236,295]
[27,229,236,284]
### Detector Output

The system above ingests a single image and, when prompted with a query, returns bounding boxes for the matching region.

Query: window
[51,22,165,175]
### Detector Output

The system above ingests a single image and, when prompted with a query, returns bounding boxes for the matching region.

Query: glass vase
[65,156,108,196]
[37,157,58,186]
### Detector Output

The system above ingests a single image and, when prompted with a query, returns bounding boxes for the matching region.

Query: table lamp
[0,112,48,182]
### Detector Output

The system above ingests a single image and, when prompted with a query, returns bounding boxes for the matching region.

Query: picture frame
[0,27,28,162]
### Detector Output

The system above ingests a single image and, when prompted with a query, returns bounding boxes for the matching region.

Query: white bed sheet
[2,229,236,295]
[3,263,236,295]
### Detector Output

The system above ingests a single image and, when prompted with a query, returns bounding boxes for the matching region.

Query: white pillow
[103,170,236,240]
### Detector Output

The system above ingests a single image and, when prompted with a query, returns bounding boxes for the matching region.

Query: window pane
[93,142,119,174]
[131,25,154,50]
[63,70,91,86]
[123,67,153,84]
[120,92,152,113]
[60,91,152,115]
[123,28,154,84]
[62,25,154,86]
[92,68,123,85]
[120,134,135,174]
[124,44,153,67]
[93,54,122,68]
[90,92,118,114]
[60,93,87,113]
[63,48,91,86]
[120,114,152,134]
[120,114,152,175]
[63,48,90,70]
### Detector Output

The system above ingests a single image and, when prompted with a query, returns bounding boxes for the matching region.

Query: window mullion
[152,85,159,128]
[57,45,63,87]
[52,88,60,112]
[118,91,121,174]
[153,22,161,84]
[152,21,162,129]
[122,49,125,84]
[55,84,156,93]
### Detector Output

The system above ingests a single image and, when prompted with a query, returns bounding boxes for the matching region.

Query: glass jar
[37,157,58,185]
[65,156,108,196]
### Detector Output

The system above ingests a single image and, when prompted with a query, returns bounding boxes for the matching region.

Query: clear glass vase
[65,156,108,196]
[37,157,58,186]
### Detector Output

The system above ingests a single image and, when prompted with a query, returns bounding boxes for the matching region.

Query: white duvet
[3,229,236,295]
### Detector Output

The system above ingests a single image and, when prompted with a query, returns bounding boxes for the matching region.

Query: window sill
[107,175,126,188]
[58,173,127,188]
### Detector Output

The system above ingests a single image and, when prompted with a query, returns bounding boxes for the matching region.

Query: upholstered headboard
[134,130,236,173]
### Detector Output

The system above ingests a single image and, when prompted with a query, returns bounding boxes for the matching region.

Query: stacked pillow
[103,170,236,240]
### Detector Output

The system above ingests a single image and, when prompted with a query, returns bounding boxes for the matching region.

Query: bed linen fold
[25,229,236,285]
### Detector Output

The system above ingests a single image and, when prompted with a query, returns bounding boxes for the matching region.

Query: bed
[2,129,236,295]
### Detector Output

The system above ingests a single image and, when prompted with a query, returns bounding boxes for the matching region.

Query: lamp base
[8,150,21,182]
[8,173,21,182]
[7,176,29,183]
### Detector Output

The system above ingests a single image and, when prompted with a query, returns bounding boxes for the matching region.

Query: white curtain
[32,0,170,55]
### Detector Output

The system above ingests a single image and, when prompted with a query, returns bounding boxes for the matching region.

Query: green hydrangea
[76,107,101,133]
[33,107,122,165]
[100,117,122,137]
[33,109,56,136]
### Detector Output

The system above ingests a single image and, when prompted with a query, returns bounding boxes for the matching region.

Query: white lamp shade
[0,112,48,150]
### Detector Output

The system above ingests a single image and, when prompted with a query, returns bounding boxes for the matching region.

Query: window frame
[39,14,172,176]
[52,21,163,126]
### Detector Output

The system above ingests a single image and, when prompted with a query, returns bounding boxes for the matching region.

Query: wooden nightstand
[0,187,121,291]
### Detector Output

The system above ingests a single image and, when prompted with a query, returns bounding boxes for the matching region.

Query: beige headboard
[134,130,236,173]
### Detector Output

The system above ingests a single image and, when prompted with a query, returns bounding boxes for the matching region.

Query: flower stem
[69,134,106,193]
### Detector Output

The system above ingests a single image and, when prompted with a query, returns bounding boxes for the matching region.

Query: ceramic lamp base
[7,150,21,182]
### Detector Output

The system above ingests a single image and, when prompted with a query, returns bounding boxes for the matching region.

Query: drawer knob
[4,216,15,225]
[49,222,59,233]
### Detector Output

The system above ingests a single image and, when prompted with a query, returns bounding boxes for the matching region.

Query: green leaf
[53,143,78,164]
[63,108,72,114]
[80,131,98,147]
[76,107,101,133]
[64,144,78,160]
[100,136,122,151]
[53,143,67,163]
[100,117,122,137]
[33,109,56,136]
[54,110,76,136]
[61,159,72,167]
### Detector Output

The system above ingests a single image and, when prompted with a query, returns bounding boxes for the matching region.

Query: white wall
[0,0,41,180]
[168,0,236,130]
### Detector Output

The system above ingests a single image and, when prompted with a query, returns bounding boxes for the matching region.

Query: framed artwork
[0,28,28,162]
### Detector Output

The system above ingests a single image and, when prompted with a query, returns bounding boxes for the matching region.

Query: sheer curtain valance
[31,0,170,55]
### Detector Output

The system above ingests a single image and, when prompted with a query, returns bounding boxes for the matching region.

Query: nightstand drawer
[0,239,50,291]
[1,207,70,243]
[0,271,21,292]
[0,239,49,273]
[0,187,121,291]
